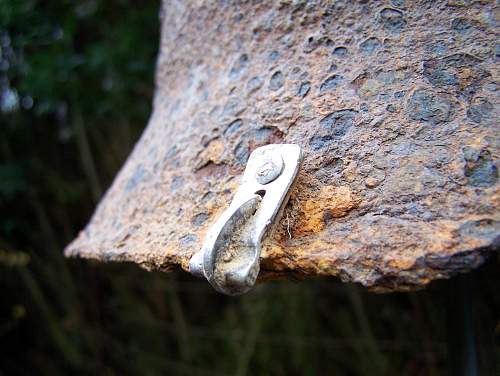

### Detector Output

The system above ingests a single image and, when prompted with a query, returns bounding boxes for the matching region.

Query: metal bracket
[189,144,302,295]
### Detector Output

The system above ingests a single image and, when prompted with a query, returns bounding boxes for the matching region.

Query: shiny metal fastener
[189,144,302,295]
[255,153,284,185]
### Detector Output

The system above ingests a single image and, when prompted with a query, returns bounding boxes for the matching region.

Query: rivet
[255,154,284,184]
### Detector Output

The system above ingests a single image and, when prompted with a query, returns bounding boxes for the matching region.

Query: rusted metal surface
[65,0,499,292]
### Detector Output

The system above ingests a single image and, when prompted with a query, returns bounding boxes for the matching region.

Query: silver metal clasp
[189,144,302,295]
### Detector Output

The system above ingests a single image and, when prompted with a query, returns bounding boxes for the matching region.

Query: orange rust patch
[194,138,225,170]
[385,258,414,270]
[294,185,358,236]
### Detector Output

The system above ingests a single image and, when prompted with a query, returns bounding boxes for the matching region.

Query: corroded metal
[189,144,302,295]
[65,0,499,292]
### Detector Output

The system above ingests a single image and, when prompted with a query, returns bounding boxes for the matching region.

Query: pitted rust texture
[65,0,499,292]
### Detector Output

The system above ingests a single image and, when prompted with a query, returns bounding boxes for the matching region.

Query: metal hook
[189,144,302,295]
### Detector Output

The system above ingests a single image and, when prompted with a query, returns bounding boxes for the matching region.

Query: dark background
[0,1,498,375]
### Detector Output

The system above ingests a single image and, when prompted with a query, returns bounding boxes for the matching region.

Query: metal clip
[189,144,302,295]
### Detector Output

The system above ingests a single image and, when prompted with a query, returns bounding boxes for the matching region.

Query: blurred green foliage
[0,1,498,375]
[0,0,155,117]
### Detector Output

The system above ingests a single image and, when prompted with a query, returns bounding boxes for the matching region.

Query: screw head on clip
[255,153,284,185]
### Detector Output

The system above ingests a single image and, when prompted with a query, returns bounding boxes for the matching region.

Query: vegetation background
[0,1,498,375]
